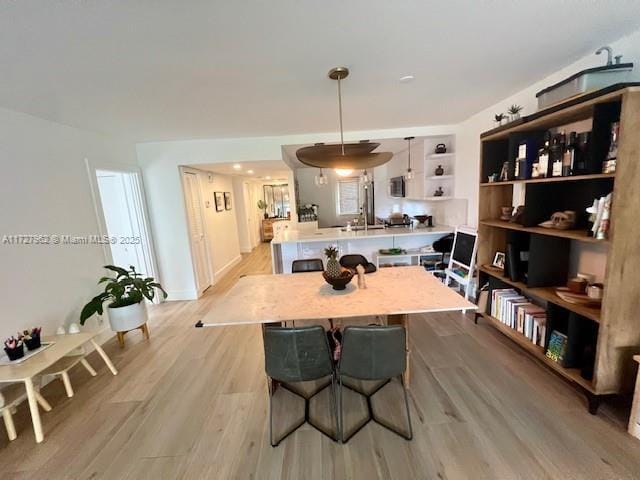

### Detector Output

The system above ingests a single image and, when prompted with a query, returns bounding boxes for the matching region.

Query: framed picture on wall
[214,191,224,212]
[224,192,232,210]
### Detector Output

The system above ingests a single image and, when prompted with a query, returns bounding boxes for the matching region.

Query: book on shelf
[532,316,547,348]
[490,288,547,347]
[546,330,568,363]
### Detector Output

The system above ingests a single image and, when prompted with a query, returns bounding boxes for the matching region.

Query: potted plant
[507,105,523,121]
[80,265,167,334]
[494,113,507,126]
[257,199,268,219]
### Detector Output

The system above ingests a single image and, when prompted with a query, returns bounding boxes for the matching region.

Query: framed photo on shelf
[214,191,224,212]
[492,251,506,270]
[224,192,232,210]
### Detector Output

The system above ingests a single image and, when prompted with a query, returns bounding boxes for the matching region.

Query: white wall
[0,106,137,339]
[195,170,242,278]
[456,28,640,226]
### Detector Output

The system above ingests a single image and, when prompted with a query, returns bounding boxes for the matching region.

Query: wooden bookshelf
[479,219,608,244]
[480,313,597,393]
[480,172,615,187]
[477,85,640,413]
[478,266,601,323]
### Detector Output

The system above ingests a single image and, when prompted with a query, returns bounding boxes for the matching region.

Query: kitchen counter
[272,225,454,244]
[271,225,454,273]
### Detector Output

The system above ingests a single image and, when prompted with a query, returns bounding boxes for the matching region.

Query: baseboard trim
[166,289,199,301]
[215,255,242,279]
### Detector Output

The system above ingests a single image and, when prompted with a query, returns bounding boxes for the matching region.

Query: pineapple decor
[324,246,342,278]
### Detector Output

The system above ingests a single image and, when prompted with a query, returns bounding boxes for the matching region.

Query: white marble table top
[198,266,476,327]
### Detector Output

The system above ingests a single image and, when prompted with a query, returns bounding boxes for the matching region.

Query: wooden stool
[116,322,150,348]
[1,382,52,441]
[41,354,97,398]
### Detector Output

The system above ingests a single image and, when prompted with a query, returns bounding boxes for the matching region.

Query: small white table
[197,266,476,386]
[0,332,118,443]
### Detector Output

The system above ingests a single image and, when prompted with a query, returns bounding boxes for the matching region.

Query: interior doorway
[93,169,157,278]
[181,169,213,295]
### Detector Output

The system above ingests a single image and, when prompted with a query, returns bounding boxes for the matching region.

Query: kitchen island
[271,225,454,273]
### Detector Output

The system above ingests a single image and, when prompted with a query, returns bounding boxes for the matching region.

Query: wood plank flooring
[2,242,640,479]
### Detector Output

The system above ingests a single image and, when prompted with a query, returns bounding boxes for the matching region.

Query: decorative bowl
[322,270,354,291]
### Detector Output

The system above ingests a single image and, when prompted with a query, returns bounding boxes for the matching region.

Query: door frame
[85,158,159,281]
[179,166,214,295]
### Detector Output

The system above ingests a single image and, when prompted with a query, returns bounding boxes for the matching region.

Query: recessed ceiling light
[399,75,415,83]
[265,176,271,180]
[233,164,242,170]
[247,170,254,174]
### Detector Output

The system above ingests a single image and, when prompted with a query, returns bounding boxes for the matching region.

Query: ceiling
[1,1,639,142]
[196,160,290,181]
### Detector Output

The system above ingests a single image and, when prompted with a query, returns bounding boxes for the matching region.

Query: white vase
[107,302,148,332]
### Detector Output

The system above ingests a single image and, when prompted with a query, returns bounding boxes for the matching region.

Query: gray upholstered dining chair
[262,325,339,446]
[291,258,324,273]
[337,325,413,442]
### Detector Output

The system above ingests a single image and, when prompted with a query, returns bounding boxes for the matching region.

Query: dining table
[196,266,476,386]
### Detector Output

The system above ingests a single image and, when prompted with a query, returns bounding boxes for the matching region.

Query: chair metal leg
[339,375,413,442]
[338,375,344,443]
[400,375,413,440]
[269,376,338,447]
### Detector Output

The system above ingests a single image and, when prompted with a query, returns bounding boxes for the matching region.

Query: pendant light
[314,168,328,186]
[360,169,370,184]
[296,67,393,171]
[405,136,415,180]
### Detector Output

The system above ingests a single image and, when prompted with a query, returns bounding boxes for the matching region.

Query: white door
[183,171,211,294]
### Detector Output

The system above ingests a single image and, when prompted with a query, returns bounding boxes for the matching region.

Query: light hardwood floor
[2,243,640,479]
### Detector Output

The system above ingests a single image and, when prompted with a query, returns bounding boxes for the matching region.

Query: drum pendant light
[296,67,393,172]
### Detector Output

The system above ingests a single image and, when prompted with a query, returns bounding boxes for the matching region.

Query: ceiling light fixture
[296,67,392,174]
[405,136,415,180]
[335,169,354,177]
[399,75,415,83]
[233,164,242,170]
[265,176,271,180]
[247,169,254,174]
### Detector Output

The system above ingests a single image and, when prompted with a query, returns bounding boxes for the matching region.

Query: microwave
[389,176,405,197]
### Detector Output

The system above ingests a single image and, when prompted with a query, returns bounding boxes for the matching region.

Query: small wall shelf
[425,175,454,181]
[426,152,455,159]
[424,196,454,201]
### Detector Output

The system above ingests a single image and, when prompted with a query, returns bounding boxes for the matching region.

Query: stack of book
[491,288,547,348]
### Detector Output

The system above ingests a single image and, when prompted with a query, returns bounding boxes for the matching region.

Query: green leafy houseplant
[508,104,523,115]
[257,199,268,218]
[80,265,167,325]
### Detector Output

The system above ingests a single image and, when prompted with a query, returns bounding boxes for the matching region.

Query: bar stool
[263,325,338,446]
[338,325,413,442]
[291,258,324,273]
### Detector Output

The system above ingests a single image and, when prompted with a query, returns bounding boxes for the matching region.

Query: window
[336,178,360,216]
